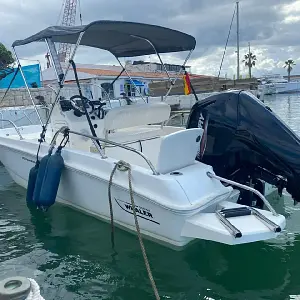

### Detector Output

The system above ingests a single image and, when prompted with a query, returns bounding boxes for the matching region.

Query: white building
[127,60,191,74]
[42,62,175,101]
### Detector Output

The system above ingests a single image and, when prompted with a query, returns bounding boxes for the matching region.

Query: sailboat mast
[236,0,240,80]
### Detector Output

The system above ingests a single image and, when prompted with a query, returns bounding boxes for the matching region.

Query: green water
[1,94,300,300]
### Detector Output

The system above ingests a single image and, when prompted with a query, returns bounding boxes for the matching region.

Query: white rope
[26,279,45,300]
[108,160,160,300]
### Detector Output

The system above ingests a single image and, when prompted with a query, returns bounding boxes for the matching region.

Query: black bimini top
[12,20,196,57]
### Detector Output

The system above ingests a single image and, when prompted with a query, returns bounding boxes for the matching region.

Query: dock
[149,76,259,96]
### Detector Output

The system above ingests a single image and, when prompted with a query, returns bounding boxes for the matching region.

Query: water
[1,94,300,299]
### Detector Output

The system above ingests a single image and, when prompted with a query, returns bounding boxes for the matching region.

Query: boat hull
[0,133,286,248]
[0,137,237,248]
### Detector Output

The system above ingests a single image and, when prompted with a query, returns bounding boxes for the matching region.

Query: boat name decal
[115,198,160,225]
[22,157,35,163]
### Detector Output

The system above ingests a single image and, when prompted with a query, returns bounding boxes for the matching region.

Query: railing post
[0,119,23,139]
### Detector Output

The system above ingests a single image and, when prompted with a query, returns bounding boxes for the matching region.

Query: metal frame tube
[69,129,159,175]
[110,68,125,88]
[249,207,281,232]
[116,49,192,104]
[19,58,44,86]
[23,111,33,124]
[119,35,193,103]
[12,47,44,126]
[164,50,193,101]
[130,35,172,82]
[46,84,58,97]
[216,210,242,238]
[43,32,85,130]
[115,57,146,103]
[89,83,116,108]
[50,126,159,175]
[45,39,61,84]
[164,110,190,126]
[0,119,23,139]
[207,171,278,216]
[0,112,3,129]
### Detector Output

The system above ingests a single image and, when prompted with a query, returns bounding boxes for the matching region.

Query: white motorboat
[258,74,300,95]
[0,21,286,249]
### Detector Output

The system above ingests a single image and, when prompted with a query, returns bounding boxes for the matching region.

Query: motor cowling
[186,90,300,204]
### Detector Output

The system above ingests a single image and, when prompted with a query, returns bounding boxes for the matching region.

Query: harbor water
[1,93,300,300]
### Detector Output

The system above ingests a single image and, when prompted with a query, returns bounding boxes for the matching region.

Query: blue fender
[26,161,40,204]
[38,147,65,209]
[32,148,53,206]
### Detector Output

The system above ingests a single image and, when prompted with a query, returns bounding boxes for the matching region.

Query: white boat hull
[258,81,300,96]
[0,142,194,247]
[275,81,300,94]
[0,133,286,248]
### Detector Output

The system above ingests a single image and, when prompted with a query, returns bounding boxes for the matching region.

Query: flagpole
[183,66,198,102]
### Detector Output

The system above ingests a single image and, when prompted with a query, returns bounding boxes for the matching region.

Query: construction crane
[57,0,82,63]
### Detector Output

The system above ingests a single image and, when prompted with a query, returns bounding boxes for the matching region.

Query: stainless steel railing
[0,111,3,129]
[164,110,190,126]
[0,119,23,139]
[50,126,159,175]
[207,171,278,216]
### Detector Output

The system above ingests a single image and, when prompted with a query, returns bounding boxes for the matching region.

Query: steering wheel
[69,95,95,116]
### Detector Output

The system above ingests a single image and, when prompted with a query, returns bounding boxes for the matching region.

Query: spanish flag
[183,72,192,95]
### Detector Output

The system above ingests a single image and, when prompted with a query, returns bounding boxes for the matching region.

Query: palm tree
[242,42,256,78]
[284,59,296,82]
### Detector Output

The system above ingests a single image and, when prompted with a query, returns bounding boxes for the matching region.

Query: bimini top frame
[11,20,196,129]
[12,20,196,57]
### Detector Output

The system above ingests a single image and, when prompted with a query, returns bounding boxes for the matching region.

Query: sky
[1,0,300,78]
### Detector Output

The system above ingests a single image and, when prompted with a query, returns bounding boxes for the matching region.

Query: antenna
[57,0,78,63]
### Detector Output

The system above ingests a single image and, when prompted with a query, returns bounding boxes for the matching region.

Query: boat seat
[156,128,203,174]
[107,126,163,144]
[103,102,171,132]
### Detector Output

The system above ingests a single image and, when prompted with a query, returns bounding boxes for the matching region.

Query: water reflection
[1,94,300,299]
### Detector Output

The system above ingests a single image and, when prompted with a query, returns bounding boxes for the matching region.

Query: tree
[284,59,296,82]
[0,43,15,80]
[242,42,257,78]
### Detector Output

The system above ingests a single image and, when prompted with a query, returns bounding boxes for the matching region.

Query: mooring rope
[25,278,45,300]
[108,160,160,300]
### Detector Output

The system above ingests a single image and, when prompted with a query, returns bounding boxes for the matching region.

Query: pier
[149,76,259,96]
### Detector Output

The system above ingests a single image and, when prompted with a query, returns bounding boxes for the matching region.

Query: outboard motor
[186,90,300,207]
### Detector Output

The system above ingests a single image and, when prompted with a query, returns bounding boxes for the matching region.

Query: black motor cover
[186,90,300,203]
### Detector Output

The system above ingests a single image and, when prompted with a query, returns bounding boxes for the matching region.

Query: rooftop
[132,60,191,68]
[42,63,208,83]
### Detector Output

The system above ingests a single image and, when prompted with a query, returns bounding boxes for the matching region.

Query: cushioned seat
[104,102,171,132]
[156,128,203,174]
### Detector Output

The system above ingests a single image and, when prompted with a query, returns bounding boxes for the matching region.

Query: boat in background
[258,74,300,95]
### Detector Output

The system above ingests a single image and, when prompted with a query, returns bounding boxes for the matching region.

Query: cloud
[1,0,300,77]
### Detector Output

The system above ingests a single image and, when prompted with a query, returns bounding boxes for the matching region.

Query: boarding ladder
[207,172,282,238]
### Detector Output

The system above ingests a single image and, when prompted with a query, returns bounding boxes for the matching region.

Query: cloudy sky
[1,0,300,78]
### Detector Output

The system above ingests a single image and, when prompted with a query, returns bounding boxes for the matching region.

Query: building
[42,62,182,100]
[128,60,192,74]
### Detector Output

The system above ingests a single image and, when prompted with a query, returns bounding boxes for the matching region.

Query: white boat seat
[156,128,203,174]
[104,102,171,131]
